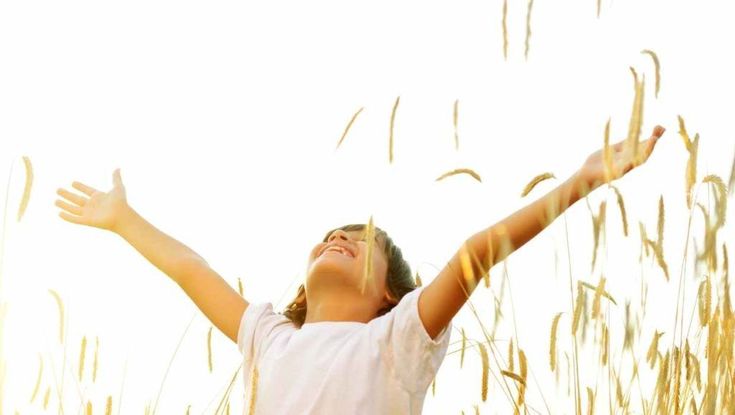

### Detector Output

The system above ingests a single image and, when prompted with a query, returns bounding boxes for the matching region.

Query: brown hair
[282,224,416,328]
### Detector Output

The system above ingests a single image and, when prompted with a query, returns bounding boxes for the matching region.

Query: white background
[1,0,733,413]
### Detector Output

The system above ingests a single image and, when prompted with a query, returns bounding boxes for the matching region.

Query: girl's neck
[303,291,377,325]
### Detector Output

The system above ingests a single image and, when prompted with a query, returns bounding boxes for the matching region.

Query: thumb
[113,168,124,188]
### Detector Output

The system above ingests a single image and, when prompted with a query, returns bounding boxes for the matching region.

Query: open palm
[579,125,666,189]
[55,168,128,231]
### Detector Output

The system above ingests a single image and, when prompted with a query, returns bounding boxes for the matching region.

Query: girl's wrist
[112,203,137,235]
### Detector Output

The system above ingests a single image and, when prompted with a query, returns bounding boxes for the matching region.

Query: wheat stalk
[336,107,364,149]
[237,277,244,297]
[502,0,508,60]
[702,175,727,229]
[657,195,665,248]
[521,172,555,197]
[105,396,112,415]
[572,283,585,335]
[591,201,607,271]
[591,277,607,319]
[517,350,528,412]
[460,328,466,368]
[79,336,87,381]
[508,337,515,372]
[728,149,735,196]
[600,323,609,365]
[586,387,595,415]
[678,116,699,207]
[388,96,400,163]
[609,185,628,237]
[360,215,376,295]
[579,281,617,306]
[479,343,489,402]
[524,0,534,60]
[603,118,615,183]
[17,156,33,222]
[93,336,99,383]
[501,370,526,386]
[86,400,93,415]
[641,49,661,98]
[207,326,214,373]
[453,99,460,150]
[625,68,645,165]
[30,353,43,403]
[43,385,51,409]
[435,168,482,183]
[48,289,65,343]
[646,331,664,368]
[248,365,259,415]
[697,277,711,326]
[549,312,562,371]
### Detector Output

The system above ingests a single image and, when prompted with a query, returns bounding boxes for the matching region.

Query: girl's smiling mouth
[319,244,355,258]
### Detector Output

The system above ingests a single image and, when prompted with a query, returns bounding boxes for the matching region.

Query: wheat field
[1,1,734,414]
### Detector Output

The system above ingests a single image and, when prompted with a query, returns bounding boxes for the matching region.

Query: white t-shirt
[237,285,452,414]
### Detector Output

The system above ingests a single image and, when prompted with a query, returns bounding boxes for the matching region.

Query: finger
[55,199,83,216]
[641,136,658,162]
[71,181,99,197]
[56,188,88,207]
[58,211,85,225]
[113,168,124,188]
[652,125,666,138]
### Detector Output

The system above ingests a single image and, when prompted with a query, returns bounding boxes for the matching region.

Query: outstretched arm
[56,169,248,343]
[418,125,666,339]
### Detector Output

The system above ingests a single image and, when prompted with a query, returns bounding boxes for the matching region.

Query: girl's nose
[328,229,349,242]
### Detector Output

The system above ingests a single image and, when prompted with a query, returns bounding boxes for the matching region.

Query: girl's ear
[383,290,398,306]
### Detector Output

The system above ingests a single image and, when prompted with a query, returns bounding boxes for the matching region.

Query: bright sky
[1,0,733,413]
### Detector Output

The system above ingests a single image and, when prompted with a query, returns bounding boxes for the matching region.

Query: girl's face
[306,228,393,304]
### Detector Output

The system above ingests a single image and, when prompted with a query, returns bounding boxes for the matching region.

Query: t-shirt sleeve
[237,302,293,367]
[377,286,453,394]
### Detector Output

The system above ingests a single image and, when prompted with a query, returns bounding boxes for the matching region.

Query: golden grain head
[93,336,99,383]
[479,343,489,402]
[549,312,562,371]
[521,172,555,198]
[30,353,43,403]
[508,337,515,372]
[603,118,614,183]
[336,107,364,150]
[609,185,628,237]
[501,370,526,386]
[435,168,482,183]
[78,336,87,382]
[48,289,65,344]
[388,96,400,164]
[17,155,34,222]
[460,327,466,369]
[702,175,728,228]
[641,49,661,98]
[360,215,376,295]
[524,0,535,60]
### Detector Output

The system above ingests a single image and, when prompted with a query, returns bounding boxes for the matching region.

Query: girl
[54,125,665,414]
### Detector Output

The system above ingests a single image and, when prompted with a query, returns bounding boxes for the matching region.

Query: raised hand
[55,168,129,232]
[578,125,666,190]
